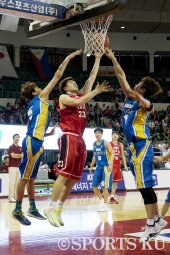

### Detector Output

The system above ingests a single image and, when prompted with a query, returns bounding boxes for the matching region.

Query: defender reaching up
[105,48,167,244]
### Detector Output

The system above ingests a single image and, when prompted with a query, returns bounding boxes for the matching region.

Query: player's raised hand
[95,81,110,94]
[50,123,58,136]
[95,52,103,59]
[105,48,115,60]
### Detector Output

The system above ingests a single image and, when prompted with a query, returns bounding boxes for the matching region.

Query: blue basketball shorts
[165,189,170,203]
[19,136,43,180]
[129,139,154,189]
[92,165,112,189]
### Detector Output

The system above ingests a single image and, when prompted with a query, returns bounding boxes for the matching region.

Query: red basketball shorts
[112,163,122,183]
[54,134,87,181]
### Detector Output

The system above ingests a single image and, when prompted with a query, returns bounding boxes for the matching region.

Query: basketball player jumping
[109,131,128,204]
[12,49,83,226]
[105,48,167,244]
[90,128,114,212]
[44,53,110,227]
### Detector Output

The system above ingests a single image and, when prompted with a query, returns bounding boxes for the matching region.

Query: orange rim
[92,14,113,22]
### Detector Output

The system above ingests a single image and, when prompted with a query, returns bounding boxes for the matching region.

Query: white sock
[49,200,57,208]
[154,214,160,222]
[111,194,114,198]
[147,218,155,226]
[159,215,164,219]
[56,200,64,207]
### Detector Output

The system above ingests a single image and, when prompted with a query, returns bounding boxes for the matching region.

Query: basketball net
[80,15,113,55]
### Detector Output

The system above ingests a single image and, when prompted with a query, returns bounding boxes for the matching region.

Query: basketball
[104,35,109,47]
[93,33,110,49]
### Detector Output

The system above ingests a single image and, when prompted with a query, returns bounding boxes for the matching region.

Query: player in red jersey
[109,131,128,204]
[44,52,110,227]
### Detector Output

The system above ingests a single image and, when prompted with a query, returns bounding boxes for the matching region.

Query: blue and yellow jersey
[26,95,51,141]
[93,140,110,166]
[122,98,151,144]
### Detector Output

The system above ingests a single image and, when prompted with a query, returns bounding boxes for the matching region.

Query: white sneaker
[97,199,104,210]
[43,207,63,227]
[98,203,108,212]
[139,223,161,244]
[157,218,168,231]
[9,198,16,203]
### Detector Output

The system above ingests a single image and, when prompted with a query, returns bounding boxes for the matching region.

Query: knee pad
[139,187,157,205]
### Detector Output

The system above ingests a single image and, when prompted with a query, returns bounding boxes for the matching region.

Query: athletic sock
[29,199,37,211]
[154,214,160,222]
[49,200,57,208]
[147,218,155,226]
[111,194,114,198]
[13,200,22,213]
[56,200,64,207]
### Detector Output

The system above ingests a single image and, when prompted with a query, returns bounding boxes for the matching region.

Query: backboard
[25,0,126,39]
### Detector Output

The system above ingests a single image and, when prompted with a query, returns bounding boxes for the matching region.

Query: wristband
[144,102,153,111]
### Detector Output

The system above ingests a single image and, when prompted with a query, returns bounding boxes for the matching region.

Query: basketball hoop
[80,14,113,55]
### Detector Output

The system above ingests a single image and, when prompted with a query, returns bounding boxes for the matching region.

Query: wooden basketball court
[1,189,170,255]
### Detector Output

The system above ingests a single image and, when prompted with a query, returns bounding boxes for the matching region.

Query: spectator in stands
[104,116,110,127]
[6,102,11,111]
[109,106,115,119]
[162,119,168,129]
[148,119,155,131]
[0,113,5,124]
[163,128,170,141]
[100,114,106,127]
[158,141,166,151]
[17,114,24,125]
[101,103,106,112]
[103,106,110,117]
[8,115,15,124]
[1,156,9,172]
[88,104,95,120]
[2,149,9,163]
[8,134,23,203]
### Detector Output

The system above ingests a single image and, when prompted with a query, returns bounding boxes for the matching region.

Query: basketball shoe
[97,198,104,210]
[109,197,119,204]
[12,210,31,226]
[139,223,161,244]
[26,209,47,220]
[43,207,64,227]
[98,203,109,212]
[156,217,168,230]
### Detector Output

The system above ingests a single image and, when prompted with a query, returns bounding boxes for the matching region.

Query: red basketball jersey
[110,141,121,164]
[57,94,87,135]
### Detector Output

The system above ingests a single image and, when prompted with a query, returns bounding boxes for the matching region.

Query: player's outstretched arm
[79,52,102,95]
[104,140,114,172]
[154,150,170,162]
[59,80,110,107]
[105,48,132,97]
[120,143,128,171]
[128,89,154,113]
[40,50,82,102]
[44,123,58,137]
